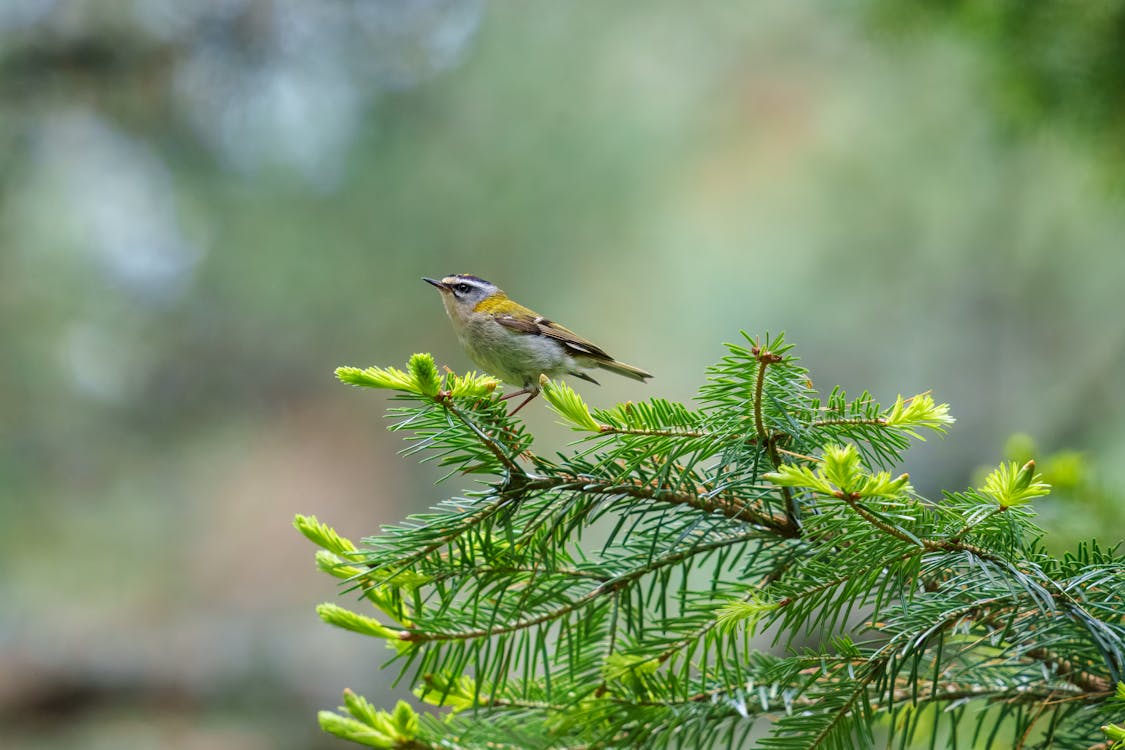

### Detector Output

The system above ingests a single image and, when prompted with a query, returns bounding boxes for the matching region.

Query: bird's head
[423,274,503,325]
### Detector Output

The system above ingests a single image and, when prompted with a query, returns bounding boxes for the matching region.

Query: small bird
[423,274,652,414]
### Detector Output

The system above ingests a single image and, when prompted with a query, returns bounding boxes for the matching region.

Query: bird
[423,274,652,415]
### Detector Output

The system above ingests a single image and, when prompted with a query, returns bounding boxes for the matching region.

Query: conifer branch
[811,416,888,428]
[306,340,1122,750]
[401,529,766,643]
[1023,648,1114,696]
[751,342,799,528]
[597,425,711,439]
[368,494,515,579]
[441,400,528,480]
[512,474,798,537]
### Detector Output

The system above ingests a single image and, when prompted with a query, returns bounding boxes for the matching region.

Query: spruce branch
[302,339,1123,750]
[751,339,801,529]
[512,474,797,537]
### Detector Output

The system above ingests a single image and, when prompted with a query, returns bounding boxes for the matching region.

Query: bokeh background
[3,1,1124,747]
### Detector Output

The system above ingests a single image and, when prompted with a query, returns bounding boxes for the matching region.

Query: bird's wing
[493,306,613,361]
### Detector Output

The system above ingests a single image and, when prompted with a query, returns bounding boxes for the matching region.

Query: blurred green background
[2,2,1124,747]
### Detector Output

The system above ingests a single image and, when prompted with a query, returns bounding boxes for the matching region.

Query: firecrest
[423,274,652,414]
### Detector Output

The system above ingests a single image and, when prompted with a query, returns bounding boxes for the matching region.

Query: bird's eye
[454,284,471,294]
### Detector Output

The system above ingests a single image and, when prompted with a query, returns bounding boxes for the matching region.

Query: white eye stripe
[445,276,495,297]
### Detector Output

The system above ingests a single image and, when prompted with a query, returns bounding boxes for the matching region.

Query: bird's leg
[497,387,531,402]
[506,391,539,416]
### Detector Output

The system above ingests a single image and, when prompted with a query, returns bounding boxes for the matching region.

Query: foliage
[300,333,1123,749]
[867,0,1125,179]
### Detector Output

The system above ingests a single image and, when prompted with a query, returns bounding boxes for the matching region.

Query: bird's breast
[460,317,571,387]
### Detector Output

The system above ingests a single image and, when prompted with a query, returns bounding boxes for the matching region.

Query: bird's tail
[596,359,653,382]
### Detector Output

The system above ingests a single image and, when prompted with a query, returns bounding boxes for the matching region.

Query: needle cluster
[299,334,1124,750]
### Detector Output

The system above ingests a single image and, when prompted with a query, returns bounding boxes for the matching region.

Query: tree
[296,333,1124,749]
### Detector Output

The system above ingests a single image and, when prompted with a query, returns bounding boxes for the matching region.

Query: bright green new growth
[982,459,1052,508]
[303,333,1124,749]
[316,602,400,641]
[766,443,912,500]
[540,374,601,432]
[336,356,499,400]
[295,513,358,557]
[318,691,421,749]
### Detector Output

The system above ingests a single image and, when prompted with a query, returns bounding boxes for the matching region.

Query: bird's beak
[422,277,448,291]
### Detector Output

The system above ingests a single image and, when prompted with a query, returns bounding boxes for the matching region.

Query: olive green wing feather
[492,308,613,360]
[492,304,652,382]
